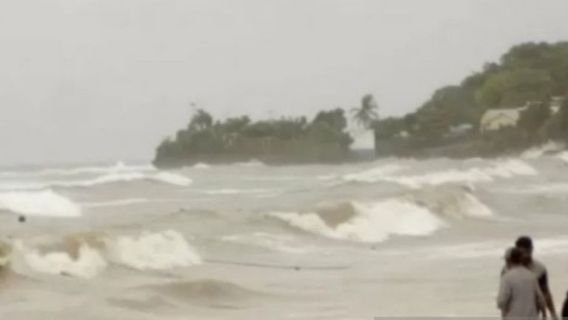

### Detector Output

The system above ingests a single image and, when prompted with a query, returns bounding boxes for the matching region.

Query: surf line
[204,258,349,271]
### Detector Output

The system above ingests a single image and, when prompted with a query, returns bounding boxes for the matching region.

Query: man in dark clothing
[561,291,568,320]
[516,236,558,320]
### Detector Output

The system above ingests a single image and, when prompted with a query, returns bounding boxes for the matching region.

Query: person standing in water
[516,236,558,320]
[497,247,545,319]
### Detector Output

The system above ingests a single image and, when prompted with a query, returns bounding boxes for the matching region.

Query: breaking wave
[6,230,201,278]
[81,198,151,208]
[393,159,537,187]
[268,186,491,243]
[200,188,271,195]
[521,142,564,159]
[0,161,154,177]
[192,162,211,169]
[0,171,192,191]
[406,185,493,219]
[15,242,107,278]
[497,182,568,195]
[342,159,537,187]
[269,200,446,243]
[54,171,192,188]
[106,230,202,270]
[341,164,405,183]
[237,159,265,167]
[557,151,568,164]
[0,189,81,217]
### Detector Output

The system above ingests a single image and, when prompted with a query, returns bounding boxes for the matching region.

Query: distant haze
[0,0,567,165]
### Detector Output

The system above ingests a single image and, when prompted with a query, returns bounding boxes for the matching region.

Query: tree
[374,117,405,140]
[475,69,553,108]
[418,86,481,126]
[517,102,551,143]
[313,108,348,131]
[154,108,354,167]
[188,109,213,132]
[543,98,568,141]
[351,94,379,129]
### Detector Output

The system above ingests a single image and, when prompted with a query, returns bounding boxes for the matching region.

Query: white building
[480,98,565,132]
[480,108,525,132]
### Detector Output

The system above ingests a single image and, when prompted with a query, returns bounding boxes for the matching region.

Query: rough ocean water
[2,152,568,319]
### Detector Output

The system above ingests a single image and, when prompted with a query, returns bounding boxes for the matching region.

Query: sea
[2,147,568,319]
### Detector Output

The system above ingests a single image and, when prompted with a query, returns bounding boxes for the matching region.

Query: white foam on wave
[14,242,107,278]
[0,190,81,217]
[425,237,568,260]
[404,185,494,219]
[557,151,568,164]
[270,199,446,243]
[201,188,270,195]
[1,171,193,191]
[237,159,265,167]
[106,230,202,270]
[82,198,150,208]
[151,172,193,187]
[61,171,192,188]
[341,164,405,183]
[461,193,493,217]
[10,230,201,278]
[192,162,211,169]
[388,159,537,188]
[338,159,536,187]
[497,182,568,195]
[522,142,564,159]
[0,161,155,178]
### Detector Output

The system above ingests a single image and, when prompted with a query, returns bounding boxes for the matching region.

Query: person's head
[515,236,533,261]
[503,247,514,268]
[18,215,26,223]
[508,247,524,267]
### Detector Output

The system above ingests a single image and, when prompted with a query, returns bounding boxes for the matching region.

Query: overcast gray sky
[0,0,566,165]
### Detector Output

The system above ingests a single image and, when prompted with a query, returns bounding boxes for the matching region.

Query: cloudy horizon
[0,0,567,165]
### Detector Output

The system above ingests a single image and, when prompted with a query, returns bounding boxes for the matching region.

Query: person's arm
[535,278,547,318]
[497,276,512,315]
[540,272,558,319]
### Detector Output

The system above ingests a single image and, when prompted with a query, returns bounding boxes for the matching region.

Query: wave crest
[341,159,537,187]
[269,199,446,243]
[269,186,491,242]
[106,230,202,270]
[0,171,192,191]
[342,164,405,183]
[0,162,154,177]
[0,190,81,217]
[6,230,201,278]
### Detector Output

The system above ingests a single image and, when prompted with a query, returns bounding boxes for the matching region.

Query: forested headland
[374,41,568,158]
[154,41,568,167]
[153,108,356,168]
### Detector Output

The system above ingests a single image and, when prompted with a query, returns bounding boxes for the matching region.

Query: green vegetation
[374,41,568,157]
[351,94,379,129]
[153,108,354,168]
[154,41,568,166]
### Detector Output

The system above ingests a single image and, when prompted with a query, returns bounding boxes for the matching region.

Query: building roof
[481,107,524,123]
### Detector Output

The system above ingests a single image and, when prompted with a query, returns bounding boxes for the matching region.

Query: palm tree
[351,94,379,129]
